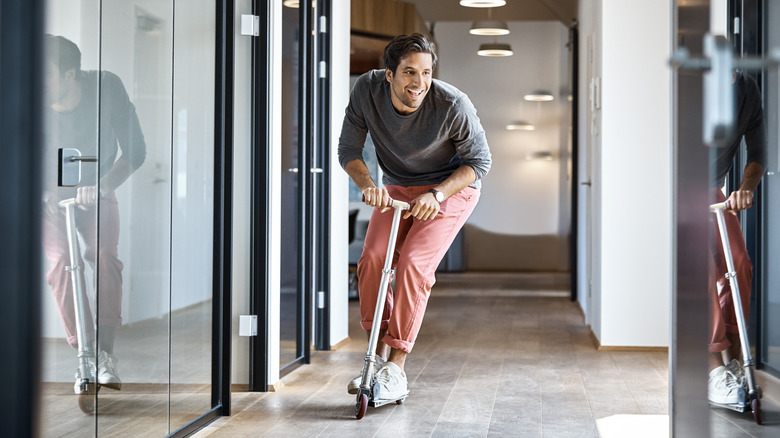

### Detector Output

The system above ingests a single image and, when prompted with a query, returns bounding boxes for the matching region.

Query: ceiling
[402,0,578,25]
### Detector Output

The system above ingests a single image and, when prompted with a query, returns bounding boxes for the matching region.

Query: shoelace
[726,361,746,387]
[715,370,741,393]
[375,366,401,388]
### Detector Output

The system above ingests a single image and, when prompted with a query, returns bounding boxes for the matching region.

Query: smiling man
[338,33,492,401]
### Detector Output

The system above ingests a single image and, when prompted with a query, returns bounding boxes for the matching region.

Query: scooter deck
[370,393,409,408]
[709,401,748,413]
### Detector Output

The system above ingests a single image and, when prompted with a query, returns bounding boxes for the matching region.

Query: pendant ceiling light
[477,43,513,57]
[506,121,535,131]
[460,0,506,7]
[469,20,510,36]
[523,90,555,101]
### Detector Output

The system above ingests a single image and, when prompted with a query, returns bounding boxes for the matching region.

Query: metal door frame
[671,1,713,436]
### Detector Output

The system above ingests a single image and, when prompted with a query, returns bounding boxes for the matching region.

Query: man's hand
[42,191,58,216]
[361,187,391,213]
[75,185,101,210]
[405,191,440,221]
[726,189,754,212]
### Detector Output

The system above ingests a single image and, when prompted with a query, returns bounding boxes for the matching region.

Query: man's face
[43,61,73,107]
[386,52,433,115]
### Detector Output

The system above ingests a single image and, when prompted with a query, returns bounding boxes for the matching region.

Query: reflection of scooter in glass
[355,199,410,420]
[710,201,762,425]
[59,198,96,414]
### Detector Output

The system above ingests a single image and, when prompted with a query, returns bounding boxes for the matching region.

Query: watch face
[435,191,444,202]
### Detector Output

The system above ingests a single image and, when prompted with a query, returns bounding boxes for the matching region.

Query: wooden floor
[192,285,780,437]
[39,273,780,437]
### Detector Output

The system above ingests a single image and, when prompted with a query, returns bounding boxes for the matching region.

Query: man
[338,33,491,400]
[707,70,766,405]
[42,35,146,393]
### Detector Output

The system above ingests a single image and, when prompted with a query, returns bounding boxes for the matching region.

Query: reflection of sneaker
[97,351,122,390]
[725,359,745,388]
[74,357,97,395]
[348,356,384,394]
[708,366,745,405]
[374,362,408,401]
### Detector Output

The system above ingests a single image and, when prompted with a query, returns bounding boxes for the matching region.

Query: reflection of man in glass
[707,71,766,405]
[42,35,146,392]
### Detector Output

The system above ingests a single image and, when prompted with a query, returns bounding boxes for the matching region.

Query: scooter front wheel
[355,393,368,419]
[751,398,762,425]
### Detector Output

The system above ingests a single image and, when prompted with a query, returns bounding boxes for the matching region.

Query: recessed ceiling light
[477,43,513,57]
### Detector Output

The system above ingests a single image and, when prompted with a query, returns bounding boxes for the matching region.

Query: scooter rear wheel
[78,392,95,415]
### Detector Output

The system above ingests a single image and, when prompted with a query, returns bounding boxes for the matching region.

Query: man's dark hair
[383,33,437,75]
[44,34,82,76]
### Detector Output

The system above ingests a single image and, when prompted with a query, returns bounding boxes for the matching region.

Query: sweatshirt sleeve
[337,75,369,169]
[103,71,146,171]
[449,95,492,181]
[742,76,767,169]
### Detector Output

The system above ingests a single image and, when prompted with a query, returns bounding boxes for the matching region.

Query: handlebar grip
[361,195,410,211]
[710,201,731,211]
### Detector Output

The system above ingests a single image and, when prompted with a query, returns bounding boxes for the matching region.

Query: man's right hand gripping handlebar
[361,187,411,213]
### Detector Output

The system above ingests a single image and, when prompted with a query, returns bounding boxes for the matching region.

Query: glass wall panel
[39,0,217,435]
[40,1,103,434]
[169,0,216,430]
[761,1,780,374]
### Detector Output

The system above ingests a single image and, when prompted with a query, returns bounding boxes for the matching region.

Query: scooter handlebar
[710,201,731,212]
[361,195,410,211]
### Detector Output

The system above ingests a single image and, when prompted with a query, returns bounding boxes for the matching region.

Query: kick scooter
[355,198,410,420]
[60,198,97,414]
[710,201,762,425]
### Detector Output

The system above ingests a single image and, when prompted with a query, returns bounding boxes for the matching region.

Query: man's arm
[405,165,476,221]
[728,161,765,211]
[344,158,391,212]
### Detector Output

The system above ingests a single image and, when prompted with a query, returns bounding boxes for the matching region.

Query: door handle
[58,148,97,187]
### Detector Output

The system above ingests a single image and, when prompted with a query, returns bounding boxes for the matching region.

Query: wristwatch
[428,188,444,204]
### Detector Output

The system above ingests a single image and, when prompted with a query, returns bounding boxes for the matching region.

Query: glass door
[760,0,780,376]
[39,0,221,435]
[280,0,306,373]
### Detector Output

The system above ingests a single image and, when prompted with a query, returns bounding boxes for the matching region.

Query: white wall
[435,21,570,236]
[329,2,352,348]
[580,0,672,347]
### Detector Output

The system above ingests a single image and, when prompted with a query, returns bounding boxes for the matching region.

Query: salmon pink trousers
[709,188,753,353]
[357,184,480,353]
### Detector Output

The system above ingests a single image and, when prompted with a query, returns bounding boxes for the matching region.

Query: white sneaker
[347,356,385,394]
[97,351,122,390]
[374,362,408,401]
[725,359,745,388]
[708,365,745,405]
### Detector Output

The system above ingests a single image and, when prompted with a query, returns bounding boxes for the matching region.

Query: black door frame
[671,1,714,436]
[1,1,45,436]
[172,0,235,434]
[249,0,333,388]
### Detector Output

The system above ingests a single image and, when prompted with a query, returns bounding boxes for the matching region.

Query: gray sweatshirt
[338,69,491,188]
